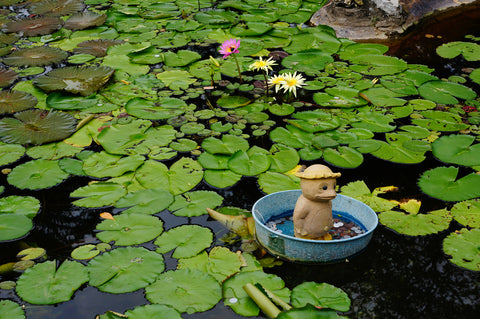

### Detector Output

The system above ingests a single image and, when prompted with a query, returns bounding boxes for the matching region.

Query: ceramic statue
[293,164,341,240]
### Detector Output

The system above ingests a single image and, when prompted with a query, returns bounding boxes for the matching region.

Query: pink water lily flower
[219,38,241,58]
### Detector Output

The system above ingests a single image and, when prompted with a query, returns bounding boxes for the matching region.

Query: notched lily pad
[3,17,63,37]
[64,12,107,31]
[291,282,351,312]
[74,39,124,57]
[3,47,68,67]
[443,228,480,271]
[0,90,37,114]
[29,0,84,16]
[154,224,213,258]
[0,109,77,145]
[34,66,115,96]
[7,159,69,190]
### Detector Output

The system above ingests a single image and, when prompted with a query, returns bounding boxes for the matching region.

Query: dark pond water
[1,4,480,319]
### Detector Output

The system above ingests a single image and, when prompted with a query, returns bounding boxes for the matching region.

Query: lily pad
[432,134,480,167]
[379,209,452,236]
[291,282,351,312]
[146,269,221,314]
[411,110,469,132]
[0,68,18,87]
[34,66,115,96]
[71,244,101,260]
[0,214,33,242]
[0,109,77,145]
[258,171,300,194]
[0,142,24,166]
[450,199,480,228]
[0,90,37,114]
[436,41,480,61]
[29,0,84,16]
[115,188,174,215]
[202,134,249,155]
[443,228,480,271]
[178,246,242,282]
[88,247,165,293]
[64,12,107,31]
[16,260,88,304]
[125,97,188,120]
[418,80,476,104]
[223,270,290,317]
[154,224,213,258]
[82,152,145,178]
[418,166,480,202]
[3,47,67,67]
[3,17,63,36]
[7,159,69,190]
[217,95,252,109]
[0,195,40,218]
[228,149,271,176]
[204,169,242,188]
[349,54,407,75]
[340,181,398,213]
[71,182,127,208]
[168,190,223,217]
[124,304,182,319]
[0,300,24,319]
[96,213,164,246]
[281,51,333,73]
[323,146,364,168]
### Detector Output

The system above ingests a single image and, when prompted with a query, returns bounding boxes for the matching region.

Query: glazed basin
[252,190,378,263]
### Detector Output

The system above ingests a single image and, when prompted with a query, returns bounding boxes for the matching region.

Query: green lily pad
[323,146,364,168]
[258,171,300,194]
[285,30,340,54]
[96,213,163,246]
[288,110,341,133]
[178,246,242,282]
[156,70,196,90]
[0,195,40,218]
[278,305,347,318]
[470,68,480,85]
[370,135,426,164]
[418,166,480,202]
[228,149,270,176]
[268,144,300,173]
[16,260,88,304]
[154,224,213,258]
[450,199,480,228]
[443,228,480,271]
[217,95,252,109]
[379,208,452,236]
[0,142,24,166]
[0,109,77,145]
[313,86,368,108]
[0,300,24,319]
[17,247,46,261]
[168,190,223,217]
[124,304,182,319]
[0,215,33,242]
[281,51,333,73]
[26,142,82,160]
[338,42,389,60]
[360,87,406,107]
[88,247,165,293]
[204,169,242,188]
[169,138,197,152]
[269,125,312,148]
[71,182,127,208]
[163,49,201,67]
[125,97,188,120]
[82,152,145,178]
[349,54,407,75]
[7,159,69,190]
[115,188,174,215]
[168,157,204,195]
[291,282,351,312]
[71,244,101,260]
[223,270,290,317]
[436,41,480,61]
[432,134,480,167]
[202,134,249,155]
[340,180,398,212]
[411,110,469,132]
[350,111,396,133]
[146,269,222,314]
[418,80,476,104]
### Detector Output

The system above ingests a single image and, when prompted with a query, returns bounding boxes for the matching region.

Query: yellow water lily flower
[249,56,277,72]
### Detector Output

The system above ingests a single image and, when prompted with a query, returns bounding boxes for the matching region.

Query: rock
[310,0,479,41]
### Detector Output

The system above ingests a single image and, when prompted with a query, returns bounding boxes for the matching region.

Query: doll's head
[296,165,341,202]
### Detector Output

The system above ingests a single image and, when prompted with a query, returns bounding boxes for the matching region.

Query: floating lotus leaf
[360,87,407,107]
[3,47,67,67]
[258,171,300,194]
[436,41,480,61]
[194,10,238,26]
[470,68,480,85]
[88,247,165,293]
[71,244,101,260]
[268,144,299,173]
[323,146,364,168]
[370,137,426,164]
[125,97,188,120]
[349,54,408,75]
[7,159,69,190]
[0,90,37,114]
[313,86,368,108]
[201,134,249,155]
[0,109,77,145]
[285,30,341,54]
[34,66,114,96]
[124,304,182,319]
[0,214,33,241]
[291,281,351,312]
[418,166,480,202]
[339,42,389,60]
[156,69,196,90]
[154,224,213,258]
[64,12,107,31]
[379,209,452,236]
[178,246,242,282]
[228,148,271,176]
[96,213,164,246]
[443,228,480,271]
[3,17,63,37]
[16,260,88,304]
[450,199,480,228]
[74,39,124,57]
[269,125,312,148]
[168,190,223,217]
[82,151,145,178]
[163,49,201,67]
[0,300,24,319]
[340,180,398,213]
[411,110,469,132]
[288,110,341,133]
[204,169,243,188]
[223,270,290,317]
[281,51,333,73]
[418,80,477,104]
[29,0,85,16]
[432,134,480,167]
[115,188,174,215]
[146,269,222,314]
[71,182,126,208]
[0,142,24,166]
[0,68,18,87]
[350,111,396,133]
[0,195,40,218]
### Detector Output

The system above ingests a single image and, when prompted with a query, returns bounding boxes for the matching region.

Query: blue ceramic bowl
[252,190,378,263]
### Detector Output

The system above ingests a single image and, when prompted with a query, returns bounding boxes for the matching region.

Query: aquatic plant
[219,38,243,82]
[3,46,68,67]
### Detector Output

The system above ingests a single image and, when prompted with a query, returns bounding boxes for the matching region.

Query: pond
[0,1,479,318]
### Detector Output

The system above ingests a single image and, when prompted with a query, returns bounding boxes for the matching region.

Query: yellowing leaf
[207,207,251,238]
[399,199,422,215]
[100,212,115,220]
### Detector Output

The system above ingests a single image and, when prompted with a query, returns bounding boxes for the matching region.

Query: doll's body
[293,165,341,240]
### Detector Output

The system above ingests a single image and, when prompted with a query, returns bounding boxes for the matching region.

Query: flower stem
[263,71,269,98]
[232,53,243,83]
